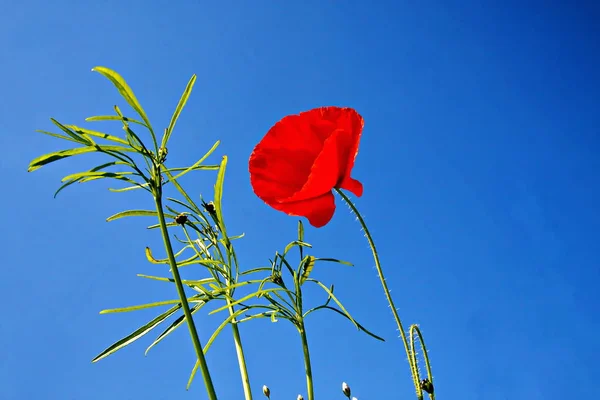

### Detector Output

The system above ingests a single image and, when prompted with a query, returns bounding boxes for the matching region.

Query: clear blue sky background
[1,1,599,399]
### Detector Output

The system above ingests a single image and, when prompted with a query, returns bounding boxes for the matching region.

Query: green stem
[227,296,253,399]
[335,188,421,397]
[154,194,218,400]
[299,321,314,400]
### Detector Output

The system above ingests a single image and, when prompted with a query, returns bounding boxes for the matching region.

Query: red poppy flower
[249,106,364,228]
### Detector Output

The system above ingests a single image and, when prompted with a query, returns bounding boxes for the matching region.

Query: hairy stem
[155,193,217,400]
[335,188,421,397]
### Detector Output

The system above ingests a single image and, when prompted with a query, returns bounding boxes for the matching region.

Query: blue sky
[1,1,599,399]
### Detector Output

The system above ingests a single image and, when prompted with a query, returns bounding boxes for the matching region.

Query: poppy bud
[342,382,351,397]
[420,379,434,394]
[204,202,216,214]
[262,385,270,398]
[297,395,304,400]
[175,213,188,225]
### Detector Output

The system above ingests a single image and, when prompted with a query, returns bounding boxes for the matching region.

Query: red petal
[267,192,336,228]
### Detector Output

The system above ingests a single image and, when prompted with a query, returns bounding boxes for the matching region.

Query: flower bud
[420,378,434,394]
[262,385,270,398]
[175,213,188,225]
[297,395,304,400]
[342,382,351,397]
[204,201,216,214]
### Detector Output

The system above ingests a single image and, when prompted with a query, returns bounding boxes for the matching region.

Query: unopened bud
[204,201,216,214]
[262,385,270,398]
[420,379,434,394]
[342,382,351,397]
[175,213,188,225]
[297,395,304,400]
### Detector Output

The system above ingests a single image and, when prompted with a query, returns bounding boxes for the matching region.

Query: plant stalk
[227,298,253,399]
[155,193,218,400]
[335,188,422,397]
[299,321,314,400]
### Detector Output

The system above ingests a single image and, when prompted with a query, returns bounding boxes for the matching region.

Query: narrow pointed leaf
[28,145,136,172]
[213,156,228,237]
[92,304,181,363]
[66,125,129,145]
[100,299,182,314]
[51,118,92,145]
[86,115,147,127]
[106,210,177,222]
[162,74,196,147]
[145,301,206,355]
[91,67,153,133]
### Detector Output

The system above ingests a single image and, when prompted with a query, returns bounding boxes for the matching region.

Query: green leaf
[283,240,312,256]
[209,288,283,315]
[314,257,353,266]
[36,130,80,143]
[86,115,147,127]
[91,67,154,134]
[54,161,125,197]
[62,170,134,183]
[66,125,129,145]
[165,140,221,184]
[28,145,136,172]
[213,156,228,237]
[92,303,181,363]
[308,279,359,330]
[162,74,197,148]
[300,255,316,285]
[187,360,200,390]
[298,220,304,242]
[106,210,177,222]
[305,305,385,342]
[100,299,183,314]
[145,301,206,356]
[51,118,92,145]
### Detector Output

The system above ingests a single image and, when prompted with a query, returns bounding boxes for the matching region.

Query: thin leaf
[106,210,177,222]
[314,257,353,266]
[62,171,135,183]
[36,130,80,143]
[284,240,312,256]
[145,300,205,355]
[165,140,221,184]
[308,279,359,330]
[28,145,135,172]
[91,67,154,134]
[306,305,385,342]
[92,304,181,363]
[51,118,92,145]
[66,125,129,145]
[213,156,228,237]
[187,360,200,390]
[86,115,147,127]
[162,74,197,148]
[100,299,182,314]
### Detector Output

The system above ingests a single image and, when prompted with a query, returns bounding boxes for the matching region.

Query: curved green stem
[335,188,421,397]
[410,325,435,400]
[155,193,218,400]
[299,321,314,400]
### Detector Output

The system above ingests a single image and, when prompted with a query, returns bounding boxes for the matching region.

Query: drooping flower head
[249,106,364,227]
